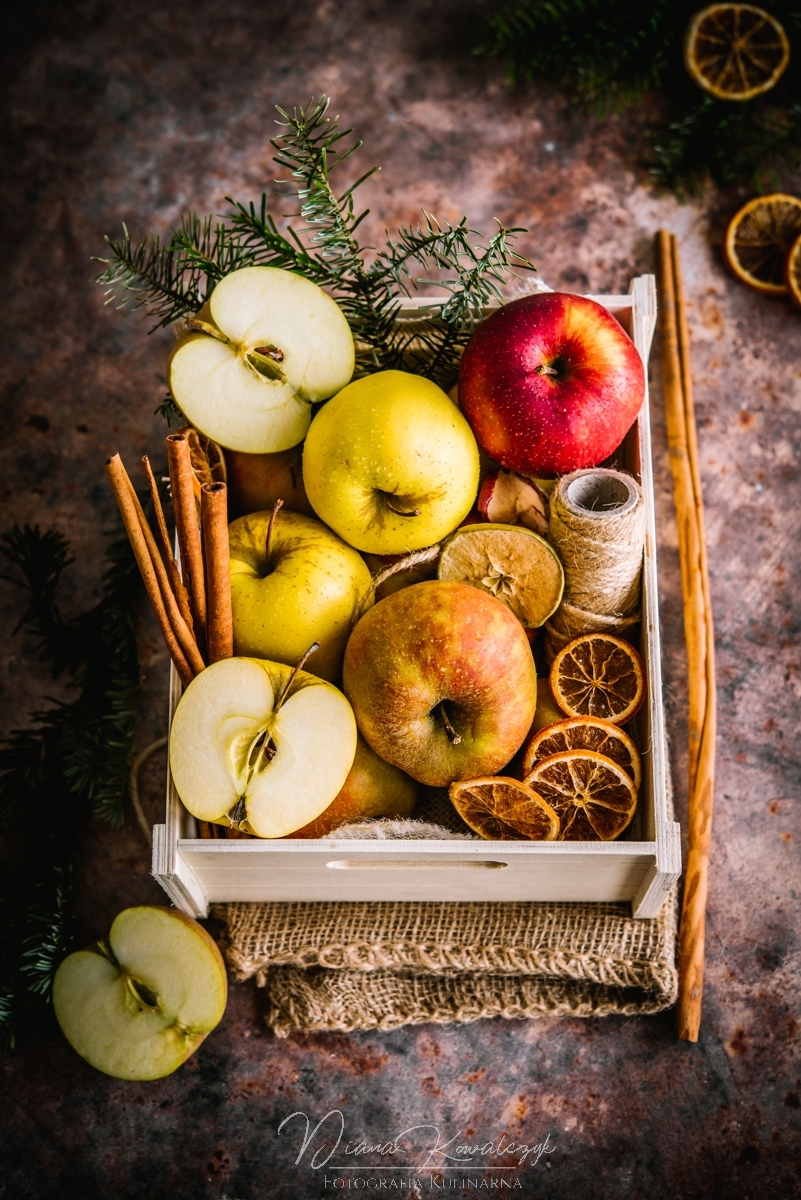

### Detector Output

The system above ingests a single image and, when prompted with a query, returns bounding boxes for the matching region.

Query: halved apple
[168,266,355,453]
[169,656,358,837]
[52,906,227,1081]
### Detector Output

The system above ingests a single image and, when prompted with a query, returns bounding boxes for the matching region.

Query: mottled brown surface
[1,2,800,1197]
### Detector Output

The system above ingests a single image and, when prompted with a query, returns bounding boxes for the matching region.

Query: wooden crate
[152,275,681,919]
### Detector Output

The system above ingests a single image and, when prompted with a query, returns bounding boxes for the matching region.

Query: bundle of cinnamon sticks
[105,432,233,688]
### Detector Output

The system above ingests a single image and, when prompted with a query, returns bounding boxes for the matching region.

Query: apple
[342,580,537,786]
[169,656,357,837]
[52,906,226,1080]
[478,469,549,537]
[288,733,418,838]
[229,507,373,682]
[302,370,480,554]
[225,444,315,520]
[459,293,645,477]
[168,266,354,454]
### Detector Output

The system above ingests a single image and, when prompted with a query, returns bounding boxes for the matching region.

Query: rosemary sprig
[0,519,142,1051]
[95,96,535,392]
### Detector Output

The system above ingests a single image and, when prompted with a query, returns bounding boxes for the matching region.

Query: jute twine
[545,468,646,662]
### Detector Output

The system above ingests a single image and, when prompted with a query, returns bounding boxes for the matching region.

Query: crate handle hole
[326,859,508,870]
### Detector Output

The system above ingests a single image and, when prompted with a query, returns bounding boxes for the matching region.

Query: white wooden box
[152,275,681,919]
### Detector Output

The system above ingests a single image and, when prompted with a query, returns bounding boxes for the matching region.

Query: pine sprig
[0,518,142,1050]
[481,0,801,193]
[95,96,535,392]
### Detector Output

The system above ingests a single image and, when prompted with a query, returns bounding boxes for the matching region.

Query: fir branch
[94,224,201,330]
[481,0,679,110]
[0,515,143,1050]
[481,0,801,192]
[95,95,535,394]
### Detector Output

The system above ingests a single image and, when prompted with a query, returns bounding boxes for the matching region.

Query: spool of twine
[545,468,646,662]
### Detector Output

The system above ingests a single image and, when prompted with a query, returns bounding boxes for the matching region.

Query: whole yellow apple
[302,370,480,554]
[229,509,373,682]
[287,733,418,838]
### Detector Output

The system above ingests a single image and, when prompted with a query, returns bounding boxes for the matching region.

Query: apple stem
[535,364,558,376]
[439,702,462,745]
[264,498,284,570]
[184,317,230,345]
[275,641,321,713]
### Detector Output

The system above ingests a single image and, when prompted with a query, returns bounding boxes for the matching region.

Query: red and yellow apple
[287,733,418,838]
[459,293,645,477]
[225,444,315,520]
[342,580,537,786]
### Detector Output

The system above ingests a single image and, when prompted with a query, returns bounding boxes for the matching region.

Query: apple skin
[229,510,373,682]
[342,580,537,786]
[287,733,418,838]
[302,370,480,554]
[459,293,645,477]
[225,445,315,520]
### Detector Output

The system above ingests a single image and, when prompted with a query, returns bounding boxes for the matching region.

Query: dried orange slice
[449,777,559,841]
[550,633,645,725]
[522,716,641,790]
[178,426,227,500]
[524,750,638,841]
[724,194,801,295]
[438,524,564,628]
[684,5,790,101]
[785,232,801,310]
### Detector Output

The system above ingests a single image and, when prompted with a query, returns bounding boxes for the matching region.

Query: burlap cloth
[214,787,679,1036]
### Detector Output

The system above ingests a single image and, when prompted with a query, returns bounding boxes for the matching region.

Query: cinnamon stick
[166,433,207,652]
[201,481,234,663]
[141,455,194,635]
[105,454,194,688]
[656,230,717,1043]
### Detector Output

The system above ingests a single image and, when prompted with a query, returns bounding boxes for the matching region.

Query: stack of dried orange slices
[449,632,645,843]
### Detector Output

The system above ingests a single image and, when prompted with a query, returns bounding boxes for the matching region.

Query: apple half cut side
[169,656,358,837]
[53,906,227,1081]
[168,267,355,454]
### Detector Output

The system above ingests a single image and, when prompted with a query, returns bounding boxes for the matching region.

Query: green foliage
[95,96,535,392]
[0,521,141,1050]
[481,0,801,193]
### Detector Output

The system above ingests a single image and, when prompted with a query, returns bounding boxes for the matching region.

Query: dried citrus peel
[724,194,801,297]
[684,4,790,101]
[438,523,564,628]
[550,633,645,725]
[449,777,559,841]
[523,716,641,790]
[524,749,638,841]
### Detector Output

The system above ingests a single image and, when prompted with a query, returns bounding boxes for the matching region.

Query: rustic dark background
[1,1,800,1197]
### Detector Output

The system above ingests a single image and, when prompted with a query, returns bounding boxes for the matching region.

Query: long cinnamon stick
[201,481,234,663]
[656,230,717,1043]
[105,454,193,688]
[141,455,194,635]
[166,433,207,652]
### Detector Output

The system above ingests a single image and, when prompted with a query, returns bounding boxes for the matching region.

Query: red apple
[342,580,537,787]
[459,293,645,477]
[287,733,417,838]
